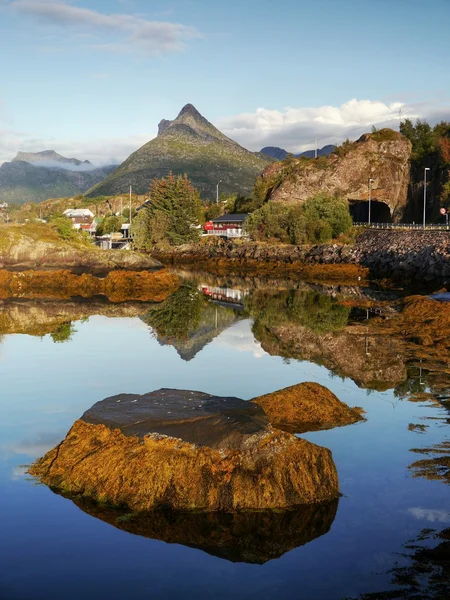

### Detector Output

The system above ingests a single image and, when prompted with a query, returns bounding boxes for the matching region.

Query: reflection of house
[200,285,247,309]
[63,208,95,229]
[203,214,249,239]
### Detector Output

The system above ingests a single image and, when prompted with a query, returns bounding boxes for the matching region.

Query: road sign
[440,207,447,215]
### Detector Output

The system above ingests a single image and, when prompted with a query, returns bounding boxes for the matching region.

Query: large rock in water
[29,389,339,511]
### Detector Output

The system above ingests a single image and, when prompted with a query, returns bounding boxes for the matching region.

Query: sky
[1,0,450,165]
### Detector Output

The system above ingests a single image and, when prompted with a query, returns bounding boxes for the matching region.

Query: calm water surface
[0,273,449,599]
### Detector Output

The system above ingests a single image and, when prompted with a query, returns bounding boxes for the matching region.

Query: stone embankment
[154,230,450,282]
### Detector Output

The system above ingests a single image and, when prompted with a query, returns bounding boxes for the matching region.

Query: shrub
[302,193,353,238]
[50,216,75,240]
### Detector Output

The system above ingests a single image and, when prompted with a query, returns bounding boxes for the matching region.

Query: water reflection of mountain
[142,286,243,361]
[56,493,338,564]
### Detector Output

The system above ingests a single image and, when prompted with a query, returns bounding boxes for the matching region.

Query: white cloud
[216,98,450,152]
[408,507,450,523]
[10,0,201,55]
[1,97,449,166]
[215,320,266,359]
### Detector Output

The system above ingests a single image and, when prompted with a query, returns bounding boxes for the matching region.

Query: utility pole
[216,180,222,204]
[423,168,430,228]
[368,178,375,225]
[129,184,132,231]
[315,138,318,159]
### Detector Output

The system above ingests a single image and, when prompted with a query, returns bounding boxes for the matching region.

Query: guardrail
[353,222,450,231]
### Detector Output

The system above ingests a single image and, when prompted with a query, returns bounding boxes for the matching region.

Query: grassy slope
[87,125,271,200]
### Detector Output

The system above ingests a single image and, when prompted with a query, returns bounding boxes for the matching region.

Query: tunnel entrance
[349,200,392,224]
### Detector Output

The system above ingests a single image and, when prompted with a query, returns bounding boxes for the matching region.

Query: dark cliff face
[86,104,272,200]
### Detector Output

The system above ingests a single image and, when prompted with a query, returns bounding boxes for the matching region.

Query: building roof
[63,208,95,218]
[211,213,249,223]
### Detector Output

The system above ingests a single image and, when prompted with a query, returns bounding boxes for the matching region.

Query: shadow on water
[52,492,339,565]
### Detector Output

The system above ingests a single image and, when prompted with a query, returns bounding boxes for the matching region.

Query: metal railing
[353,222,450,231]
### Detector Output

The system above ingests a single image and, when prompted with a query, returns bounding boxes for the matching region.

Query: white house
[63,208,95,229]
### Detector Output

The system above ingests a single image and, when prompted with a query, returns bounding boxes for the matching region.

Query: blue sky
[1,0,449,164]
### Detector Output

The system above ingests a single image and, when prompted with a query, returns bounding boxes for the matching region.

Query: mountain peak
[157,103,228,143]
[176,103,203,119]
[87,104,272,200]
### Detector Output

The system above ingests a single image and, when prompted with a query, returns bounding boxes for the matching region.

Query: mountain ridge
[261,145,336,160]
[0,160,116,204]
[12,150,92,169]
[86,104,272,200]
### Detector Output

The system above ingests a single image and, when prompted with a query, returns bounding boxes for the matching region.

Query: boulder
[252,382,365,433]
[29,389,339,512]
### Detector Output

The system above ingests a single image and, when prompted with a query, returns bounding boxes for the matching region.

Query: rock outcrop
[0,223,161,271]
[258,130,411,221]
[252,382,364,433]
[30,388,340,511]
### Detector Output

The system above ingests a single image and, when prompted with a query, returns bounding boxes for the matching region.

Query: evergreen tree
[132,173,203,248]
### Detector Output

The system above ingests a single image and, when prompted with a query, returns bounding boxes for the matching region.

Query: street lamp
[368,178,375,225]
[216,180,222,204]
[423,168,430,228]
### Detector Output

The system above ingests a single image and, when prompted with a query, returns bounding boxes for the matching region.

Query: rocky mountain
[260,145,336,160]
[86,104,272,200]
[11,150,92,169]
[258,130,411,222]
[0,160,116,204]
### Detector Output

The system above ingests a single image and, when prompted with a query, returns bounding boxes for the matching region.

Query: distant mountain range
[86,104,272,200]
[260,145,336,160]
[12,150,93,170]
[0,151,116,204]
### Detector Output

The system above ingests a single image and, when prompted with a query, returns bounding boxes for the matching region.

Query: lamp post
[368,178,375,225]
[216,180,222,204]
[423,168,430,228]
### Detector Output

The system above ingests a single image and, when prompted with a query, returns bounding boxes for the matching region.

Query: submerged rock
[29,389,339,511]
[57,493,338,564]
[252,382,365,433]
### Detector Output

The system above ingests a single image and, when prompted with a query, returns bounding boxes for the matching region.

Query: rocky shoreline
[153,230,450,283]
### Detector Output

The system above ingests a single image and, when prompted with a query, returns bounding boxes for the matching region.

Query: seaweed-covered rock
[29,389,339,511]
[252,382,364,433]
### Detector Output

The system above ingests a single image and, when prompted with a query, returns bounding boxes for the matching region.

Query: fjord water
[1,275,449,600]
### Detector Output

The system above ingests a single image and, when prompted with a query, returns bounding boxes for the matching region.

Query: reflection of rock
[252,382,364,433]
[0,269,179,302]
[259,323,407,391]
[30,389,339,511]
[62,495,338,564]
[0,299,153,338]
[409,441,450,484]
